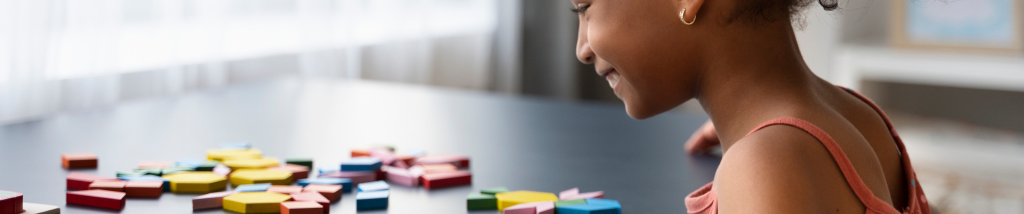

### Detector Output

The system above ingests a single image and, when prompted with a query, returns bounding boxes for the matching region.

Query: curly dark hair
[728,0,840,25]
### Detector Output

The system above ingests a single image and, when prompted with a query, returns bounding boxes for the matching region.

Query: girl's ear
[679,0,706,24]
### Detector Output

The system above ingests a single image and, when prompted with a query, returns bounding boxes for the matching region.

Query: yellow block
[223,157,280,170]
[223,192,292,213]
[230,169,293,187]
[494,191,558,210]
[207,149,262,161]
[161,172,227,193]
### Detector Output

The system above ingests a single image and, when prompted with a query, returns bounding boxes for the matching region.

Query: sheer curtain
[0,0,501,125]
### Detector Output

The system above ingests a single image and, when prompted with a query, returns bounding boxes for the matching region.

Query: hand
[685,120,720,154]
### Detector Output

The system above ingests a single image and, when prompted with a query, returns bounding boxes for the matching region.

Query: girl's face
[573,0,707,119]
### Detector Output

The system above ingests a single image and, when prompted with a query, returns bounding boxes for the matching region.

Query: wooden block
[416,163,458,174]
[124,181,163,197]
[341,157,382,172]
[234,183,272,192]
[318,171,374,186]
[206,148,262,162]
[118,175,170,192]
[223,192,292,214]
[280,201,323,214]
[554,199,586,208]
[317,165,339,175]
[467,193,497,210]
[357,181,389,192]
[138,161,172,169]
[161,166,194,175]
[192,191,236,210]
[556,198,621,214]
[290,192,330,213]
[414,154,470,168]
[505,201,555,214]
[267,185,303,194]
[368,149,397,166]
[213,164,231,176]
[223,157,280,170]
[302,184,343,202]
[421,170,472,190]
[66,172,118,190]
[66,189,126,210]
[559,188,579,199]
[285,158,313,169]
[195,161,221,171]
[350,148,371,157]
[270,164,310,180]
[384,166,422,187]
[0,190,23,214]
[482,187,510,195]
[296,178,351,192]
[89,180,126,192]
[355,190,389,210]
[229,169,293,187]
[61,152,97,169]
[559,187,605,200]
[161,172,228,193]
[494,191,558,211]
[20,202,59,214]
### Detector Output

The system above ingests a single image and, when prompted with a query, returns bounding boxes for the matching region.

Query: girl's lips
[605,69,621,89]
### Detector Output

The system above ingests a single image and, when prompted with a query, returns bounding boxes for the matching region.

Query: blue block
[175,157,206,169]
[219,142,252,150]
[296,178,352,192]
[557,198,621,214]
[318,165,340,174]
[119,175,171,192]
[356,190,389,210]
[341,157,382,171]
[357,181,390,192]
[234,183,272,192]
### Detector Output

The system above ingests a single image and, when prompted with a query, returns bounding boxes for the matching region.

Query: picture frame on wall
[891,0,1023,52]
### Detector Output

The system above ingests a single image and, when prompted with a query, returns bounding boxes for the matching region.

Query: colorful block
[296,178,352,192]
[384,166,422,187]
[223,157,281,170]
[206,149,262,162]
[125,181,163,197]
[161,172,228,193]
[66,189,126,210]
[20,202,59,214]
[161,166,194,175]
[351,148,371,157]
[356,190,389,210]
[422,170,472,189]
[504,201,555,214]
[494,191,558,210]
[302,184,343,202]
[66,172,117,190]
[341,157,382,171]
[235,183,272,192]
[280,201,323,214]
[118,175,170,192]
[467,193,497,210]
[556,198,621,214]
[61,152,97,169]
[290,192,330,213]
[195,161,221,171]
[482,187,510,195]
[560,187,605,201]
[270,164,310,180]
[554,199,586,208]
[116,170,147,177]
[229,169,293,187]
[267,185,304,194]
[213,164,232,176]
[0,190,23,214]
[415,163,458,174]
[286,158,313,169]
[317,165,339,175]
[192,191,237,210]
[318,171,375,186]
[223,192,292,214]
[357,180,389,192]
[414,154,470,168]
[89,180,126,192]
[138,161,172,169]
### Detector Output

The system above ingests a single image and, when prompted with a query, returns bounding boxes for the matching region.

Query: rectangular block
[296,178,352,192]
[267,185,304,194]
[0,190,24,214]
[195,161,221,171]
[125,181,163,197]
[89,180,127,192]
[341,157,382,172]
[482,187,510,195]
[192,191,237,210]
[286,158,314,169]
[467,193,497,210]
[280,201,323,214]
[66,190,126,210]
[290,192,330,213]
[67,172,118,190]
[422,170,472,190]
[384,166,422,187]
[417,163,458,174]
[357,181,390,192]
[61,152,97,169]
[21,202,59,214]
[355,190,389,210]
[318,171,375,186]
[270,164,310,180]
[234,183,271,192]
[302,184,342,202]
[413,154,470,168]
[118,175,170,192]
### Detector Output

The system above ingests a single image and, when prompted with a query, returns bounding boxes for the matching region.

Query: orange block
[125,181,163,198]
[267,185,303,194]
[302,184,342,202]
[350,149,371,157]
[89,180,127,192]
[280,201,322,214]
[61,152,97,169]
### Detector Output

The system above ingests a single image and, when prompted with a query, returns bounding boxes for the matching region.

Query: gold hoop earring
[680,8,696,25]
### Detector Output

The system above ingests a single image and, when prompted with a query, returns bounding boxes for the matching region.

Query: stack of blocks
[355,181,390,210]
[465,187,622,214]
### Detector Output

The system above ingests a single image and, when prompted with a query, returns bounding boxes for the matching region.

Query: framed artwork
[891,0,1023,52]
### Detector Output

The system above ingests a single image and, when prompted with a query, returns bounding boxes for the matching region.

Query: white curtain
[0,0,500,125]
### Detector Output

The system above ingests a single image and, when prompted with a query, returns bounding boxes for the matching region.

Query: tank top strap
[747,117,900,214]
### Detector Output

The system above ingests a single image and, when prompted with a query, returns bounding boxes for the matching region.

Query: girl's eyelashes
[571,4,590,13]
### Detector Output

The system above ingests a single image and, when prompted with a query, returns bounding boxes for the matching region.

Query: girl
[569,0,931,213]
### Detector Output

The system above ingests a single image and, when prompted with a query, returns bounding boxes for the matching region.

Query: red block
[61,152,97,169]
[67,189,127,210]
[414,154,470,168]
[290,192,330,213]
[280,201,323,214]
[125,181,163,198]
[270,164,310,180]
[67,172,118,190]
[89,180,126,192]
[421,170,472,190]
[0,190,24,214]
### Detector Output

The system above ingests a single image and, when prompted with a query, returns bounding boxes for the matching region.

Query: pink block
[369,150,398,166]
[414,154,469,168]
[384,166,423,187]
[213,164,231,177]
[559,188,605,200]
[192,191,236,210]
[559,188,579,200]
[504,201,554,214]
[535,201,555,214]
[318,171,375,184]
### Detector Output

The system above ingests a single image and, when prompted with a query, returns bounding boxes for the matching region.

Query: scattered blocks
[223,157,281,170]
[290,192,331,213]
[125,181,163,197]
[270,164,310,180]
[559,188,605,201]
[302,184,343,202]
[414,154,470,168]
[318,171,375,186]
[467,193,498,210]
[286,158,313,169]
[20,203,59,214]
[296,177,351,192]
[229,169,293,187]
[482,187,510,195]
[341,157,382,171]
[66,189,126,210]
[61,152,98,169]
[357,181,390,192]
[223,192,292,214]
[89,180,126,192]
[138,161,172,169]
[267,185,303,194]
[66,172,117,190]
[192,191,237,210]
[161,172,228,193]
[504,201,555,214]
[235,183,272,192]
[355,190,389,210]
[494,191,558,210]
[0,190,23,214]
[384,166,423,187]
[556,198,622,214]
[206,149,262,162]
[280,201,323,214]
[422,170,472,190]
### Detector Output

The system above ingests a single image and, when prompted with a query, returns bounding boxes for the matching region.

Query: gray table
[0,77,719,214]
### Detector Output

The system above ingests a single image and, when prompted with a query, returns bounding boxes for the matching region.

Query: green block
[117,170,147,177]
[195,161,220,171]
[467,193,497,210]
[286,158,313,168]
[554,199,586,208]
[480,187,509,195]
[139,168,163,176]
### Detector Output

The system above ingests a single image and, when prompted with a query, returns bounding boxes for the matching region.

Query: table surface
[0,77,719,214]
